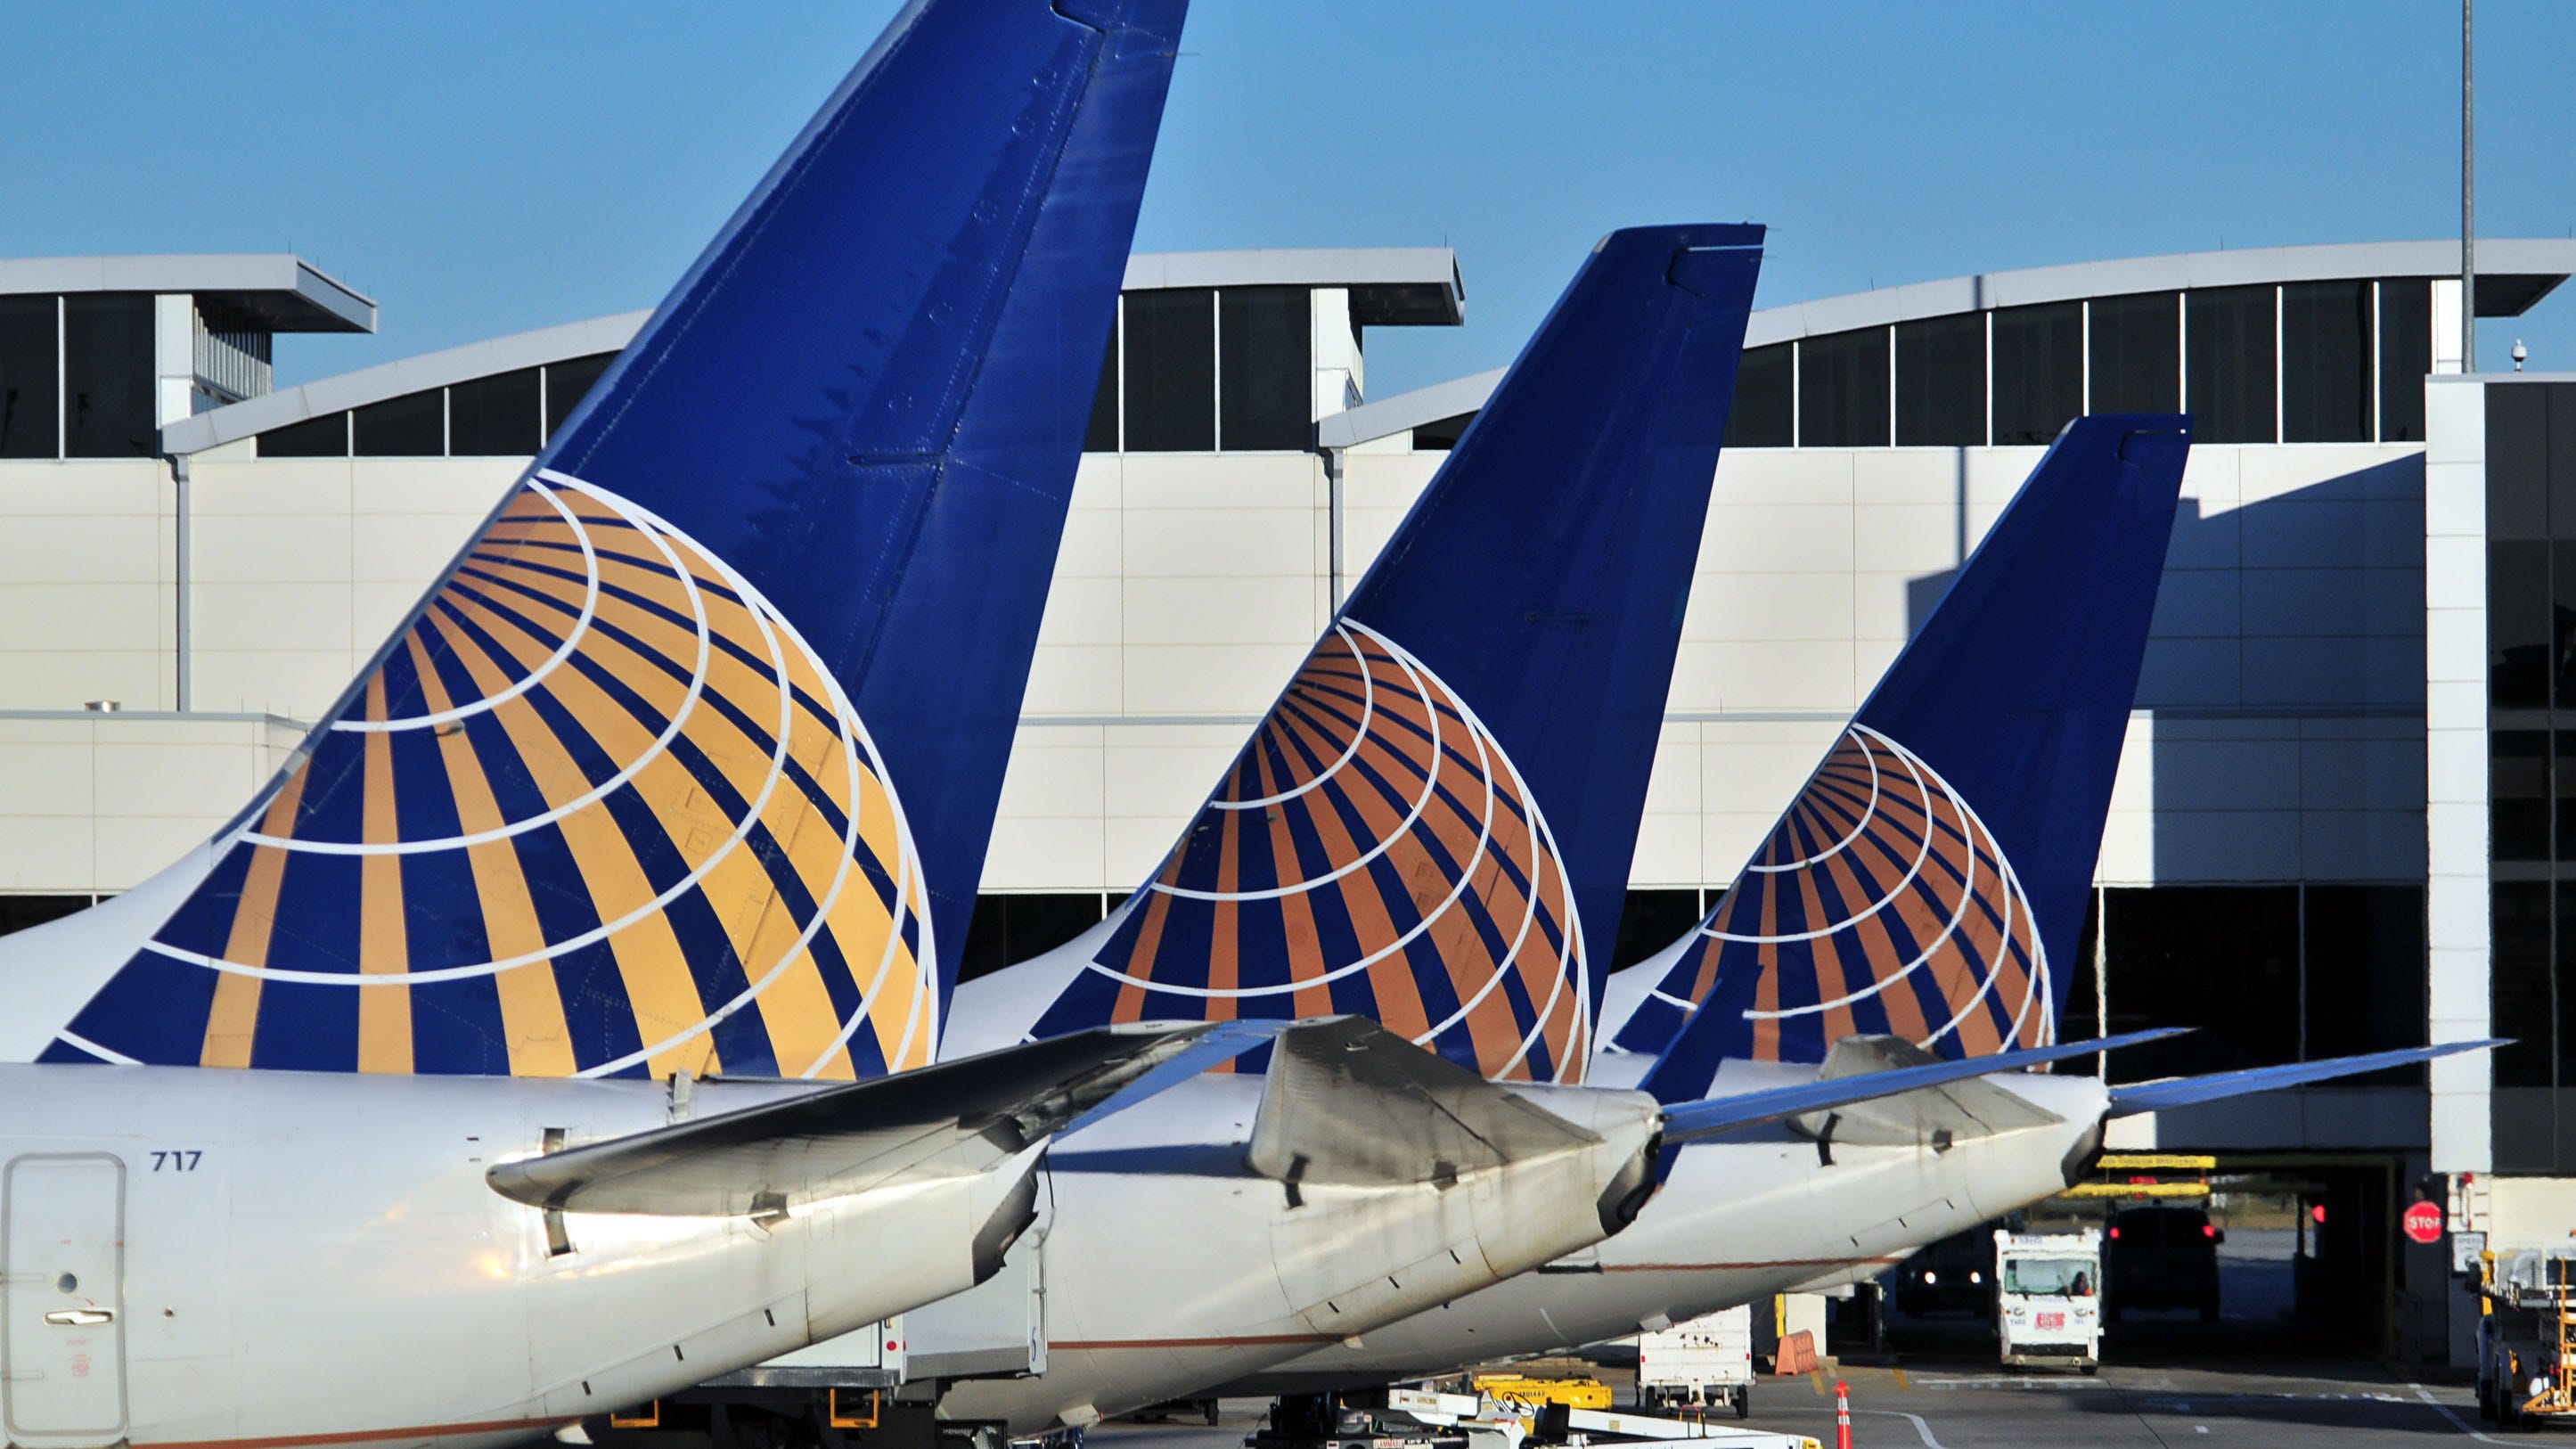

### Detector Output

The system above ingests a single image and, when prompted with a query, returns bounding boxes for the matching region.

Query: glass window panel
[2491,540,2551,708]
[256,411,348,458]
[2087,293,2179,414]
[1121,288,1214,452]
[544,354,616,440]
[0,295,59,460]
[2495,881,2556,1090]
[1991,301,2082,446]
[2547,385,2576,533]
[2558,733,2576,859]
[1723,343,1792,448]
[2488,383,2551,539]
[1612,889,1706,971]
[1084,320,1118,452]
[2098,885,2300,1084]
[353,389,445,456]
[447,368,542,455]
[2062,889,2101,1038]
[2300,885,2426,1085]
[1894,314,1985,446]
[1796,328,1889,447]
[957,893,1108,985]
[2379,279,2431,443]
[1411,412,1476,451]
[2281,281,2369,443]
[2558,882,2576,1095]
[61,293,155,458]
[2493,729,2551,861]
[2555,543,2576,712]
[1219,287,1310,451]
[2186,285,2277,444]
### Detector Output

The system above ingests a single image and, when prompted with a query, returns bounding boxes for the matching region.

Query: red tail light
[2202,1224,2217,1239]
[2107,1226,2120,1240]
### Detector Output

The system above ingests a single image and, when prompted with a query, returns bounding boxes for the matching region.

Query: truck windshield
[2002,1257,2094,1297]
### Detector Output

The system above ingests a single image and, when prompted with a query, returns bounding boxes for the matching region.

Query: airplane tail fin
[1026,225,1763,1083]
[1630,415,2190,1101]
[39,0,1185,1078]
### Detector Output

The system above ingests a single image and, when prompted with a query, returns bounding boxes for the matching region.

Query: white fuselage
[0,1067,1033,1449]
[930,1075,1663,1434]
[1233,1068,2108,1392]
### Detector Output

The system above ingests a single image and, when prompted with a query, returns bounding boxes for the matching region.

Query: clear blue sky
[8,3,2572,396]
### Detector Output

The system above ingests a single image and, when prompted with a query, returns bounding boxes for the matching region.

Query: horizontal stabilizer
[2107,1039,2506,1117]
[1247,1016,1604,1186]
[1661,1027,2186,1146]
[1791,1033,2065,1145]
[489,1022,1255,1216]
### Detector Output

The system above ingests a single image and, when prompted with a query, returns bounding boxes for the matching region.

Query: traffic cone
[1835,1379,1852,1449]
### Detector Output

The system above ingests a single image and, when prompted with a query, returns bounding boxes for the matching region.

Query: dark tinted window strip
[61,293,155,458]
[1797,327,1890,448]
[257,411,351,458]
[1725,344,1793,448]
[2186,285,2278,445]
[1991,301,2082,446]
[450,368,544,456]
[0,294,60,460]
[1123,289,1214,452]
[1219,287,1311,451]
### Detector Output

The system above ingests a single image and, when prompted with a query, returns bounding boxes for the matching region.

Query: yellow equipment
[1471,1375,1614,1412]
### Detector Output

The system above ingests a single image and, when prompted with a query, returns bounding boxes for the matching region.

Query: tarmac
[1088,1229,2496,1448]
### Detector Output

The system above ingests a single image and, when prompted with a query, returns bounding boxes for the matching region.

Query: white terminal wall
[0,441,2426,902]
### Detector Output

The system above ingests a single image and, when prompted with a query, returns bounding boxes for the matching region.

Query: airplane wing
[489,1022,1271,1216]
[2106,1039,2506,1116]
[1247,1016,1607,1185]
[1659,1027,2186,1145]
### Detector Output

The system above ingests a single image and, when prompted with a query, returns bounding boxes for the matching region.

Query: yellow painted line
[2098,1153,2217,1170]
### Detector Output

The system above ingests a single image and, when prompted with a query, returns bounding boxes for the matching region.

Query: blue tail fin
[1024,225,1763,1083]
[1633,415,2190,1103]
[43,0,1185,1079]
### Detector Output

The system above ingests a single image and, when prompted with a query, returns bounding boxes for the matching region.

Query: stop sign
[2403,1200,2444,1245]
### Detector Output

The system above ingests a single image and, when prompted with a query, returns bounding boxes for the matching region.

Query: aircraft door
[4,1156,127,1448]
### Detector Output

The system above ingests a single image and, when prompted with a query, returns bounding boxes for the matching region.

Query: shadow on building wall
[1903,454,2430,1091]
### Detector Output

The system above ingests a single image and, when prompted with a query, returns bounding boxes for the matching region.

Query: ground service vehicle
[2105,1206,2222,1322]
[1994,1229,2103,1371]
[1247,1386,1817,1449]
[1635,1307,1754,1418]
[1893,1230,1995,1319]
[2477,1245,2576,1429]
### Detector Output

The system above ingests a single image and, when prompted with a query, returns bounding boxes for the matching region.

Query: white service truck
[1635,1306,1755,1417]
[1992,1229,2103,1372]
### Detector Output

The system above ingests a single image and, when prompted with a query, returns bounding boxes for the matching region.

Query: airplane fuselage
[0,1067,1029,1449]
[929,1075,1664,1434]
[1235,1070,2107,1391]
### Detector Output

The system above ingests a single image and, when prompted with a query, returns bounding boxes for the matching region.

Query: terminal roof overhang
[162,311,648,456]
[0,254,376,333]
[163,248,1462,456]
[1118,248,1463,326]
[1319,238,2576,449]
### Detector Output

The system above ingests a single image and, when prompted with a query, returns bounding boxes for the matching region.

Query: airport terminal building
[0,237,2569,1363]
